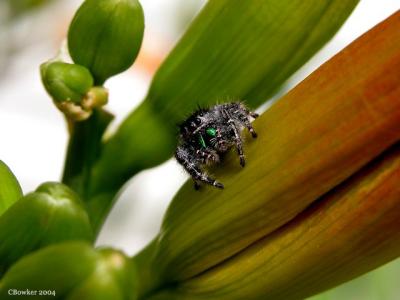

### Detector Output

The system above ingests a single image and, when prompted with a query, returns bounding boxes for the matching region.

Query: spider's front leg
[175,146,224,189]
[223,109,246,167]
[239,105,259,138]
[229,120,246,167]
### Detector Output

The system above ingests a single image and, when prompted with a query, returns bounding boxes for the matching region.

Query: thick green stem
[62,109,113,202]
[86,102,175,234]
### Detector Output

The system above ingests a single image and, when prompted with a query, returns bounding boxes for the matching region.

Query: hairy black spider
[175,102,258,190]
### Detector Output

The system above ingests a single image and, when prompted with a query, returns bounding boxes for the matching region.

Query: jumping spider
[175,102,258,189]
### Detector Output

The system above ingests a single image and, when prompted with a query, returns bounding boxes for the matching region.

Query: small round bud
[68,0,145,84]
[82,86,109,110]
[40,62,110,121]
[40,61,94,104]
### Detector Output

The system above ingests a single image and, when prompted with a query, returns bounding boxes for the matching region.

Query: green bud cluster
[40,61,109,121]
[41,0,144,121]
[0,182,93,276]
[0,242,138,300]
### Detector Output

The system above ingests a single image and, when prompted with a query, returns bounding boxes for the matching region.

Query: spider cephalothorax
[175,102,258,189]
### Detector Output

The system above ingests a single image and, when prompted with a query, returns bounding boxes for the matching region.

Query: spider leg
[237,105,258,138]
[223,109,246,167]
[175,146,224,189]
[244,118,258,138]
[230,121,246,167]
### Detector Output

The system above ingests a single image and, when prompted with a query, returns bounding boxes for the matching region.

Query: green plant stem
[86,102,175,234]
[62,109,113,202]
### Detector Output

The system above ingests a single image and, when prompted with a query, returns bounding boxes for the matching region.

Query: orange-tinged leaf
[134,11,400,293]
[162,143,400,299]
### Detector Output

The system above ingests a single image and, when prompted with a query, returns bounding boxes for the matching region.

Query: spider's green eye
[206,127,217,137]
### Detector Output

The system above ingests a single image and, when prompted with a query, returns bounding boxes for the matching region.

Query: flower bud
[40,61,110,121]
[68,0,145,84]
[0,242,138,300]
[81,86,109,110]
[40,61,94,104]
[0,182,93,276]
[0,161,22,216]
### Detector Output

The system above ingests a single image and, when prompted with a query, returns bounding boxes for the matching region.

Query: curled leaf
[133,11,400,297]
[151,144,400,299]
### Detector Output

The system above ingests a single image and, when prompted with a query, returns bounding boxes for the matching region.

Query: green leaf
[68,0,145,84]
[88,0,360,232]
[0,182,93,276]
[0,161,22,216]
[146,0,360,117]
